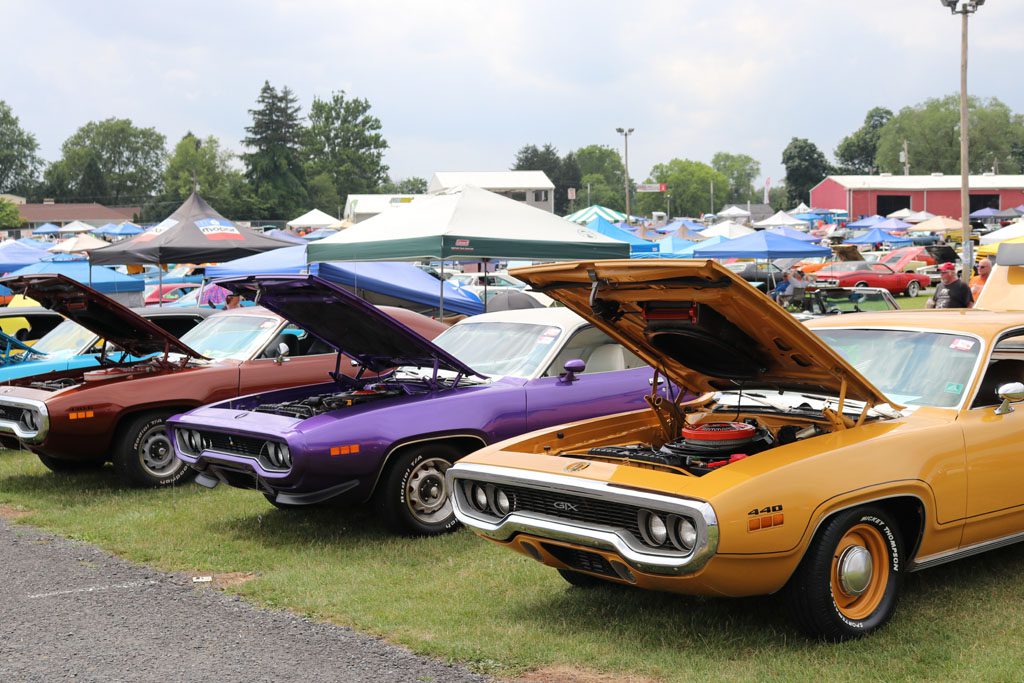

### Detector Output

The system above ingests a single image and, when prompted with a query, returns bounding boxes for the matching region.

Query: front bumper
[448,462,718,576]
[0,397,49,444]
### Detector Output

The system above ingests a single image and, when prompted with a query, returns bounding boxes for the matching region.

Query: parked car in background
[799,244,863,275]
[448,271,527,289]
[917,245,963,284]
[0,274,445,488]
[876,246,936,273]
[0,306,63,343]
[812,261,929,296]
[144,283,201,306]
[171,274,663,536]
[723,261,785,289]
[451,258,1024,640]
[789,286,899,321]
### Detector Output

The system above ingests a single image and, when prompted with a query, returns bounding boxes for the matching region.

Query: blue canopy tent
[16,237,49,250]
[7,259,144,296]
[265,229,307,245]
[205,245,483,316]
[0,240,47,274]
[656,236,696,258]
[91,223,118,235]
[677,234,730,257]
[846,215,885,229]
[970,207,1000,220]
[95,222,144,237]
[766,226,820,242]
[302,228,338,241]
[844,227,912,246]
[873,217,911,231]
[586,217,658,255]
[693,231,830,259]
[31,223,60,236]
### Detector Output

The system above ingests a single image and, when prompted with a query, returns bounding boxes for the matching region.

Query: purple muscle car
[170,274,663,535]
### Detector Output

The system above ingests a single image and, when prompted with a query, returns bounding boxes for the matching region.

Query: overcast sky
[5,1,1024,191]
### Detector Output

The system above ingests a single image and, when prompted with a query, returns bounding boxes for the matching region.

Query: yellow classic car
[448,258,1024,640]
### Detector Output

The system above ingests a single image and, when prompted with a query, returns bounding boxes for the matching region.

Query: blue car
[0,306,212,383]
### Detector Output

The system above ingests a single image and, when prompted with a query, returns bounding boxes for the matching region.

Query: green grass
[4,449,1024,682]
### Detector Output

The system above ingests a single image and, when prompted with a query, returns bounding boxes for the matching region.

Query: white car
[448,271,527,289]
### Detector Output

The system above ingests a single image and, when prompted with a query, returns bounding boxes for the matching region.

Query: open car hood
[925,245,959,264]
[511,259,894,407]
[0,274,205,360]
[0,330,44,366]
[832,244,862,261]
[215,274,478,375]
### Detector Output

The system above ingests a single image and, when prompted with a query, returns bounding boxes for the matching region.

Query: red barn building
[810,174,1024,219]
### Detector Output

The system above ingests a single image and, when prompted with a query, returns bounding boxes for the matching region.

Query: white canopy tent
[906,215,962,233]
[57,220,95,234]
[887,208,914,220]
[788,202,812,214]
[904,210,936,224]
[700,220,755,239]
[980,220,1024,245]
[49,233,110,253]
[717,205,751,220]
[287,208,344,230]
[753,210,809,229]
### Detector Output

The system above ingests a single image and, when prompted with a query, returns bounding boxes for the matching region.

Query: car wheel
[36,451,106,472]
[558,568,609,588]
[787,506,902,641]
[376,443,461,536]
[905,281,920,298]
[113,411,195,488]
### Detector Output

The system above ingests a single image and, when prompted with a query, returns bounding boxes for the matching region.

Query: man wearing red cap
[926,262,973,309]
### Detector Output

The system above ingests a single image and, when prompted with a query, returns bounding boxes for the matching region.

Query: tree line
[0,82,418,222]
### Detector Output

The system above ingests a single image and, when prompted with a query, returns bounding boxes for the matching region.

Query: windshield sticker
[950,338,975,352]
[944,382,965,394]
[259,320,277,329]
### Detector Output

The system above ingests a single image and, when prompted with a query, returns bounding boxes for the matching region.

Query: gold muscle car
[448,258,1024,640]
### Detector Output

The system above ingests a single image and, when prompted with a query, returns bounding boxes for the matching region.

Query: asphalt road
[0,518,487,682]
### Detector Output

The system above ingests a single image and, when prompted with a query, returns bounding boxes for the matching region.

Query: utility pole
[666,193,671,219]
[902,139,910,175]
[615,127,634,221]
[710,180,715,216]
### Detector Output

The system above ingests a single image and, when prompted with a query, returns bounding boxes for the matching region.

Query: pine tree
[242,81,308,219]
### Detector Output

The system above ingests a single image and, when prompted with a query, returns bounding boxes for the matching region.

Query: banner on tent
[637,183,667,193]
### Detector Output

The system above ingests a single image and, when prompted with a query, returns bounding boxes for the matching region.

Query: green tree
[77,154,108,201]
[243,81,308,219]
[711,152,761,204]
[553,151,581,215]
[834,107,893,174]
[876,95,1024,174]
[511,143,574,212]
[635,159,727,218]
[0,198,22,229]
[574,145,624,196]
[782,138,833,207]
[307,172,342,215]
[56,118,167,203]
[0,101,43,195]
[303,90,389,207]
[577,173,624,213]
[41,160,76,202]
[378,176,428,194]
[144,132,258,220]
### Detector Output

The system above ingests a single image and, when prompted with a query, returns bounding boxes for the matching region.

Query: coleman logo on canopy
[135,218,177,242]
[196,219,243,241]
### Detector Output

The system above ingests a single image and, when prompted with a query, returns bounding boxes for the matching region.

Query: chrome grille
[197,431,265,458]
[501,483,644,540]
[0,404,25,423]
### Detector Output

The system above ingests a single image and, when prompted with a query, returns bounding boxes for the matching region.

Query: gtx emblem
[553,501,579,512]
[565,462,590,472]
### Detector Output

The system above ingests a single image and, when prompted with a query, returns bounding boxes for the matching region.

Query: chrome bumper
[0,397,49,444]
[448,462,718,576]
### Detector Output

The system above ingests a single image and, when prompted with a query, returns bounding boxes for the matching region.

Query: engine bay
[253,385,405,419]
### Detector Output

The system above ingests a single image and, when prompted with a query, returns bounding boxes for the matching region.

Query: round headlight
[278,443,291,468]
[19,410,38,432]
[186,430,200,452]
[675,517,697,551]
[472,484,488,511]
[647,513,668,545]
[494,489,510,515]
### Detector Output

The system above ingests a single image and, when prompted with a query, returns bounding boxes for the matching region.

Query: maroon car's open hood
[214,274,479,376]
[0,274,205,360]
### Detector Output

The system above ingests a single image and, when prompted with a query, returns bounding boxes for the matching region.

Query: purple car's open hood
[214,274,478,375]
[0,274,205,360]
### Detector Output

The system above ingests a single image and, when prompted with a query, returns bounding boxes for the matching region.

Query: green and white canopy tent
[307,186,629,263]
[307,186,630,314]
[562,204,627,225]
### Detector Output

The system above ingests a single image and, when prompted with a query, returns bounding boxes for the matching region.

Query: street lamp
[615,127,634,222]
[940,0,985,283]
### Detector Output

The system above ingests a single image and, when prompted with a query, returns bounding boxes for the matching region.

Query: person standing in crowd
[970,256,993,301]
[926,262,974,309]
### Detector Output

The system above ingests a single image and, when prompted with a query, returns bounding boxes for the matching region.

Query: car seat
[971,359,1024,408]
[586,344,628,373]
[263,332,300,359]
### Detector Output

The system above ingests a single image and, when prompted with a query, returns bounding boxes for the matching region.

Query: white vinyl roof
[429,171,554,192]
[821,174,1024,191]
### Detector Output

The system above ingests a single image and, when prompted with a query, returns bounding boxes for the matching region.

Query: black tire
[854,281,869,288]
[112,411,195,488]
[375,443,462,536]
[36,451,106,472]
[787,506,903,641]
[557,568,608,588]
[905,280,920,298]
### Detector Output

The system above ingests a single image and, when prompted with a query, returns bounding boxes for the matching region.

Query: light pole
[615,127,634,222]
[940,0,984,283]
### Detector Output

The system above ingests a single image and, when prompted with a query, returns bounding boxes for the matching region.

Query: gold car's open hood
[512,259,893,408]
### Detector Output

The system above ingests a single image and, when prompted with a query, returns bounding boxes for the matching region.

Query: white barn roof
[821,174,1024,191]
[429,171,554,192]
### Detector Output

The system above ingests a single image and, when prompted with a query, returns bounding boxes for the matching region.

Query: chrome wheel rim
[139,427,179,478]
[837,544,873,596]
[406,457,452,524]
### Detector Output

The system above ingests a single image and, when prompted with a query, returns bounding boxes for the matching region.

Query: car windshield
[178,314,279,361]
[820,261,868,273]
[815,328,981,408]
[811,290,894,315]
[428,322,562,377]
[32,320,98,356]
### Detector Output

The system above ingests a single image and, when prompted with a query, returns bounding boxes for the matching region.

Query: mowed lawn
[3,447,1024,682]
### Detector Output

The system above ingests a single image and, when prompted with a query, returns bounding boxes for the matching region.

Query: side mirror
[274,342,291,364]
[559,358,586,384]
[995,382,1024,415]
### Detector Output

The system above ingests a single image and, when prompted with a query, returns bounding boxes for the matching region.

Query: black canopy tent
[89,192,291,266]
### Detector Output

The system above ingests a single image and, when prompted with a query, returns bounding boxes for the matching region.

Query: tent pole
[439,261,445,319]
[482,258,489,313]
[158,266,163,307]
[87,256,93,288]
